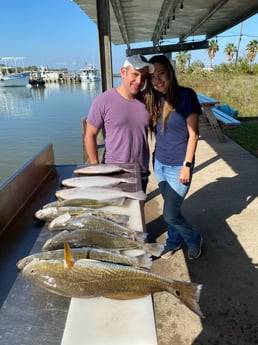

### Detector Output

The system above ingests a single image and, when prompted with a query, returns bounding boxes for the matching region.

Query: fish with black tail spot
[42,228,163,257]
[17,246,152,270]
[21,243,204,318]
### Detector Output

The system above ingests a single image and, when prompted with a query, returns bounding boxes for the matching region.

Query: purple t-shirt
[155,87,202,166]
[87,88,150,172]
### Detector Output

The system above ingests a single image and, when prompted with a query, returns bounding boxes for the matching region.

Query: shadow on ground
[145,131,258,344]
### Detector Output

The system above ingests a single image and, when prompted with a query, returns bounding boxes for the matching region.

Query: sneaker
[161,244,181,259]
[188,237,203,260]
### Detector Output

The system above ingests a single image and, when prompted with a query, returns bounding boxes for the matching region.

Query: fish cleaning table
[0,159,158,345]
[61,199,157,345]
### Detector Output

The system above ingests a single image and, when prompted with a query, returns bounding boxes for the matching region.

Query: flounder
[73,164,134,175]
[55,187,146,201]
[61,176,137,188]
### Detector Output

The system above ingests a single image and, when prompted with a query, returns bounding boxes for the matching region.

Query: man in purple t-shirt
[85,55,154,192]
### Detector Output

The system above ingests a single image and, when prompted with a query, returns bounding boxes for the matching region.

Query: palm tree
[246,40,258,64]
[224,43,238,62]
[207,39,219,68]
[176,51,191,72]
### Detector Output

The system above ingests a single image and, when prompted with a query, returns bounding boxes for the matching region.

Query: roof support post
[96,0,113,91]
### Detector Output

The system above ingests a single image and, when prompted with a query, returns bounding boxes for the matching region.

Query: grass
[223,121,258,157]
[179,74,258,117]
[177,73,258,158]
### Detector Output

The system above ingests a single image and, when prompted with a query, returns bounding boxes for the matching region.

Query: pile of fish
[17,163,204,318]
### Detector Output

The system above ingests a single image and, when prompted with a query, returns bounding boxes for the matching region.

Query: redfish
[17,247,152,270]
[21,243,204,318]
[35,206,129,225]
[47,213,146,242]
[42,229,163,257]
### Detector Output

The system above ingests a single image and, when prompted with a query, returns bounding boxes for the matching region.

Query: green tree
[176,51,191,72]
[246,39,258,64]
[207,39,219,67]
[191,60,204,69]
[224,43,238,62]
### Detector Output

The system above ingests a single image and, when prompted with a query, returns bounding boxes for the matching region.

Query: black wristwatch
[183,161,193,168]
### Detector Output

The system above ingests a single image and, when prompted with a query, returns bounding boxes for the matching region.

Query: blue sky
[1,0,257,73]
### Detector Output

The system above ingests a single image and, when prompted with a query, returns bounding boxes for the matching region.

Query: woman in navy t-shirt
[145,54,203,260]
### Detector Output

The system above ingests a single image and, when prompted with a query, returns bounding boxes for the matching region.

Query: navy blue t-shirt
[155,87,202,166]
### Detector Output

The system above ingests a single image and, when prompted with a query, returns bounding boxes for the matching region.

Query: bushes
[178,74,258,117]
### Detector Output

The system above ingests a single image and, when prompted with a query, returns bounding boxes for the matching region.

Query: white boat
[80,64,100,82]
[0,57,30,87]
[0,71,30,87]
[38,65,60,81]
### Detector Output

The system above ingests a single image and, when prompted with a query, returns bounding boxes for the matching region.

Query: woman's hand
[179,166,191,184]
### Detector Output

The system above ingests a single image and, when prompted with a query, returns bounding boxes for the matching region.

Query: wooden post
[96,0,113,91]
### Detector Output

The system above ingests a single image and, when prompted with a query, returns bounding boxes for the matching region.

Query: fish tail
[124,177,137,184]
[127,191,146,201]
[169,281,204,318]
[144,243,164,257]
[134,232,147,242]
[135,253,152,269]
[123,168,135,174]
[109,197,126,206]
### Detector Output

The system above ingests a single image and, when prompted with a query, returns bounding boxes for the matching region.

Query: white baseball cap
[123,55,155,73]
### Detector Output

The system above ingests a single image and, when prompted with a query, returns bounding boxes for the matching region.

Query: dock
[0,125,258,344]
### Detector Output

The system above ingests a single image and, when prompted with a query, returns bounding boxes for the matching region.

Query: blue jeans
[154,158,201,248]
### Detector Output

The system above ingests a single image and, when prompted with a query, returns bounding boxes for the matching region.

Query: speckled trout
[17,247,152,270]
[42,229,164,257]
[42,197,126,209]
[21,243,204,318]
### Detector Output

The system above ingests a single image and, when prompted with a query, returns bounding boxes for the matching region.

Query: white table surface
[60,199,158,345]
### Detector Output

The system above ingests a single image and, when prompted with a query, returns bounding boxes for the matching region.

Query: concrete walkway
[144,127,258,345]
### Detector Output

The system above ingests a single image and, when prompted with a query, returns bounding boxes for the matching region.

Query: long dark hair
[145,55,181,132]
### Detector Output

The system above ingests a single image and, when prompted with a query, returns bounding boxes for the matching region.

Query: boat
[0,57,30,87]
[0,71,30,87]
[80,64,100,82]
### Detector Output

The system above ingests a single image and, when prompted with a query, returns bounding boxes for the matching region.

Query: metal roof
[73,0,258,50]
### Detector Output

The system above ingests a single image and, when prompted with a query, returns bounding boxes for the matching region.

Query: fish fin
[64,242,74,268]
[103,291,150,300]
[134,231,148,242]
[144,243,164,257]
[169,281,205,318]
[134,253,152,270]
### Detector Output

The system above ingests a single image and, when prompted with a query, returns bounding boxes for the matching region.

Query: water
[0,80,121,185]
